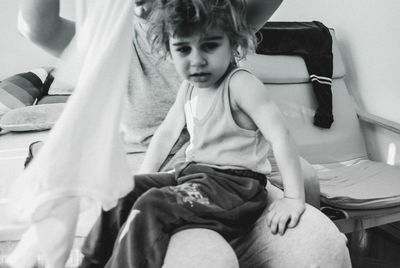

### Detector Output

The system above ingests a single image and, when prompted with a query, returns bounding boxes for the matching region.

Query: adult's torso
[120,18,182,153]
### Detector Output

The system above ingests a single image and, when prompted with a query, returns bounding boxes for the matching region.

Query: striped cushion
[0,71,48,115]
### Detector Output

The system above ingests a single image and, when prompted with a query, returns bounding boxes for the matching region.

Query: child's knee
[134,188,166,211]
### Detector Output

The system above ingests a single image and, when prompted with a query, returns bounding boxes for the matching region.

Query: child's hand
[266,197,305,235]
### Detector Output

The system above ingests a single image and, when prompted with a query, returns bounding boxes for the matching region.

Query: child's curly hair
[147,0,257,61]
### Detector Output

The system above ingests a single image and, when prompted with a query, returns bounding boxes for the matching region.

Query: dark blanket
[256,21,333,128]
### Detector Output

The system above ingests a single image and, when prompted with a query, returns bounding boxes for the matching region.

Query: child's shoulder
[228,68,272,110]
[228,68,267,96]
[229,67,256,81]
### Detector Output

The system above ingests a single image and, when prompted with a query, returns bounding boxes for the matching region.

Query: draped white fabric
[7,0,134,266]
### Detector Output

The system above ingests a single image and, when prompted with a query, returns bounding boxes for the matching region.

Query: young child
[104,0,305,267]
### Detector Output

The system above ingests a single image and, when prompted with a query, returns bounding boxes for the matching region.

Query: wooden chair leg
[349,219,369,267]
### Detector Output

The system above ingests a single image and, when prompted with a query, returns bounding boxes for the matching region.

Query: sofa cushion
[0,103,65,132]
[316,158,400,209]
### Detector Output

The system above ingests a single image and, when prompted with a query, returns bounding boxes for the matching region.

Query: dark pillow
[37,95,70,105]
[0,68,53,115]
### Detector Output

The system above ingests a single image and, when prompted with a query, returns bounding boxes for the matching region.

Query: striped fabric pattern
[0,72,45,115]
[310,74,332,86]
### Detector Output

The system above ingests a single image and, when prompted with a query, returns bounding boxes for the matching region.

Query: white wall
[270,0,400,125]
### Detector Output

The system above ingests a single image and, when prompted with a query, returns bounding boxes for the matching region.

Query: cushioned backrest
[240,30,367,164]
[268,81,367,164]
[241,29,345,84]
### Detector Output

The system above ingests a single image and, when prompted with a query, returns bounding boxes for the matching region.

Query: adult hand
[265,197,305,235]
[133,0,155,19]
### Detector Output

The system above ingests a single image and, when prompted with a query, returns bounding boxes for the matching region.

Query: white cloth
[13,0,133,222]
[7,0,134,266]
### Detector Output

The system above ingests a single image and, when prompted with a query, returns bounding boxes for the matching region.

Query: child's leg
[105,164,267,268]
[104,187,184,268]
[80,172,176,268]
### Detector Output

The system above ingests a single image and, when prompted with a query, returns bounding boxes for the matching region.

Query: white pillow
[48,70,74,95]
[0,103,65,131]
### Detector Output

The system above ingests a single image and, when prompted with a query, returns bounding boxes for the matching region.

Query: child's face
[169,29,233,89]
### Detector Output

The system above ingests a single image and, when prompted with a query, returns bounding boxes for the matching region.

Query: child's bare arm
[230,71,305,235]
[139,83,187,173]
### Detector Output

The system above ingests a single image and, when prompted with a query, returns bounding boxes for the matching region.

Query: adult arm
[229,71,305,235]
[18,0,282,55]
[17,0,155,55]
[139,83,187,173]
[18,0,75,56]
[246,0,283,31]
[131,0,283,28]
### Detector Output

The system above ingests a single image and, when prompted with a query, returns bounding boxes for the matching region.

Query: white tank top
[183,68,272,174]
